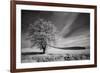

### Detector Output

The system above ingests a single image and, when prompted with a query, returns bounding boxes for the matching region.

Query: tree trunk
[43,47,46,54]
[41,40,47,54]
[42,44,46,54]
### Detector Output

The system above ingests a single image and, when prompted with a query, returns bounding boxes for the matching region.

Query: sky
[21,10,90,48]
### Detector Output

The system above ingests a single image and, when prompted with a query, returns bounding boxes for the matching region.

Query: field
[21,45,90,63]
[21,53,90,63]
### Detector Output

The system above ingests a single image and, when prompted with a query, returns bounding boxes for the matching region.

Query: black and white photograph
[21,10,90,63]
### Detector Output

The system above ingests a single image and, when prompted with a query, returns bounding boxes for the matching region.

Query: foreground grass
[21,53,90,63]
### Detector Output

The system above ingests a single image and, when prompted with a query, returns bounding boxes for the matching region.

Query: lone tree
[27,19,56,54]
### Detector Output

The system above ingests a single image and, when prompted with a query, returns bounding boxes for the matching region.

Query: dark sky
[21,10,90,38]
[21,10,90,48]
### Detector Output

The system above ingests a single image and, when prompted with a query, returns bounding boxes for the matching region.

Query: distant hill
[49,45,86,50]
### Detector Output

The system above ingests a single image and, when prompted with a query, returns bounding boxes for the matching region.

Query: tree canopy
[27,19,57,51]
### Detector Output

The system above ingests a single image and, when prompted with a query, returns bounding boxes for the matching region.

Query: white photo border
[16,4,95,69]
